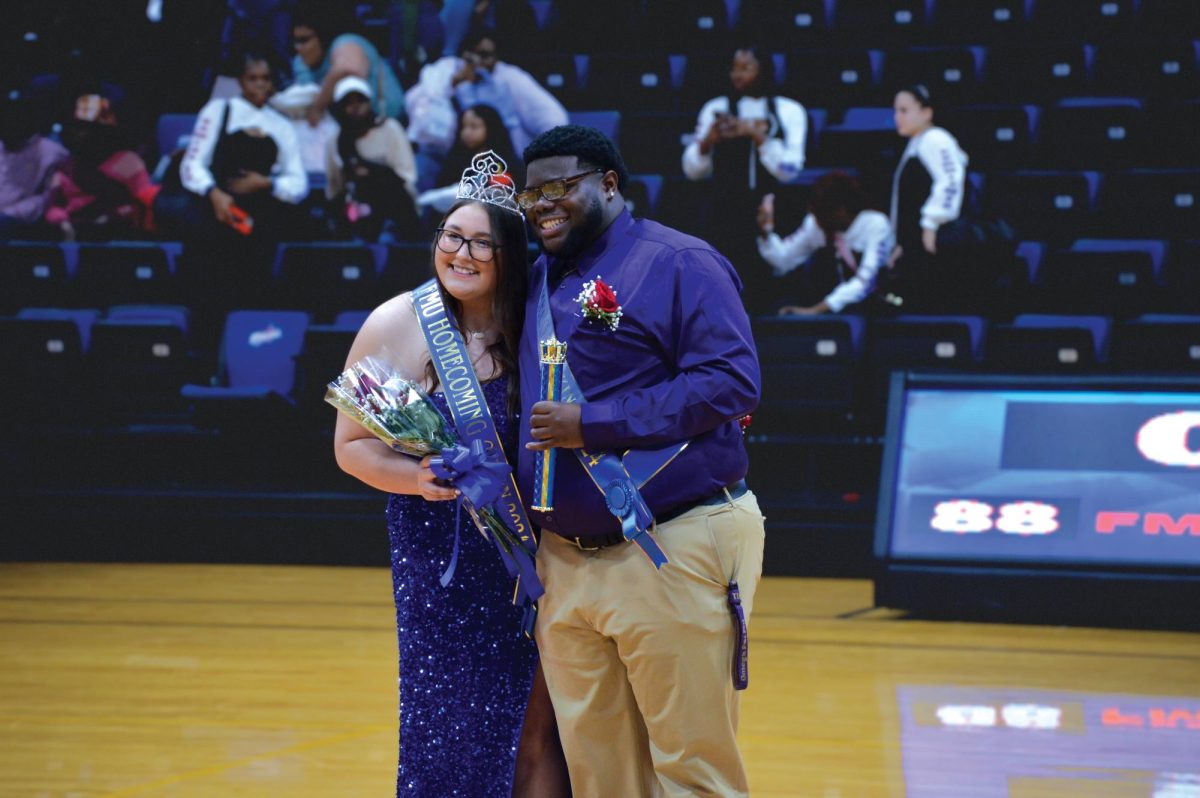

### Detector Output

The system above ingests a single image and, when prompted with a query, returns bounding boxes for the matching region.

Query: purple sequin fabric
[385,377,536,797]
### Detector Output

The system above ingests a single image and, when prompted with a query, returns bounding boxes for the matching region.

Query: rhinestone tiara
[456,150,522,216]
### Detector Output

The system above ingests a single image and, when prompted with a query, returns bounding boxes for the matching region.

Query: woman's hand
[756,193,775,235]
[416,455,459,502]
[778,303,829,316]
[226,171,271,195]
[922,228,938,254]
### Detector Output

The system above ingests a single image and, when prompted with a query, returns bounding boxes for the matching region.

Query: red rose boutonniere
[575,276,623,331]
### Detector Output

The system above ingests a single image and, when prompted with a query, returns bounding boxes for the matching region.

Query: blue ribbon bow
[430,440,512,509]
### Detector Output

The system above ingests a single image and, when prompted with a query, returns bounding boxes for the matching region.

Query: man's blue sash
[535,268,685,569]
[412,280,542,636]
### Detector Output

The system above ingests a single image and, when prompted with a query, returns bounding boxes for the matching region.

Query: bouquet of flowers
[324,350,531,561]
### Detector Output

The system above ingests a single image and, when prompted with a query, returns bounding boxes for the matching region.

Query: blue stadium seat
[155,113,197,160]
[1038,98,1144,169]
[518,54,577,105]
[644,0,727,53]
[334,310,372,329]
[984,44,1091,102]
[931,0,1027,41]
[989,314,1111,371]
[1143,99,1200,168]
[985,171,1100,243]
[783,49,883,107]
[833,0,929,42]
[566,109,621,145]
[75,242,182,306]
[1099,170,1200,239]
[1092,41,1199,98]
[620,111,692,177]
[294,317,363,422]
[272,242,386,321]
[737,0,828,49]
[882,46,984,105]
[1162,241,1200,309]
[752,314,867,430]
[579,55,673,113]
[1015,241,1047,285]
[0,243,71,312]
[1031,0,1137,37]
[1,309,97,419]
[1110,314,1200,372]
[181,309,310,429]
[380,243,434,295]
[90,306,194,419]
[626,174,662,219]
[810,106,900,171]
[868,315,987,369]
[1138,0,1200,33]
[1036,239,1164,316]
[864,314,987,423]
[954,105,1037,170]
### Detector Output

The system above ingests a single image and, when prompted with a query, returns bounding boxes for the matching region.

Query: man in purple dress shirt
[517,125,766,797]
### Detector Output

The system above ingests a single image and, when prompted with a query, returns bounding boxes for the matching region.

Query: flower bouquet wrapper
[326,348,542,611]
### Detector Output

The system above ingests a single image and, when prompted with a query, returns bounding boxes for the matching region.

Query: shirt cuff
[579,402,621,451]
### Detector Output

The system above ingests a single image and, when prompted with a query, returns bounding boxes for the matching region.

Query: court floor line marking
[98,723,392,797]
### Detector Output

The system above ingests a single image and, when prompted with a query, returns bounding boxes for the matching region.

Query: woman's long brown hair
[424,198,529,418]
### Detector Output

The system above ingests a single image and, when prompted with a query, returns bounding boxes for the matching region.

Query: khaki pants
[535,490,766,797]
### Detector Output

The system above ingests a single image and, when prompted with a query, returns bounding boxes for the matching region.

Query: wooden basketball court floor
[2,562,1199,797]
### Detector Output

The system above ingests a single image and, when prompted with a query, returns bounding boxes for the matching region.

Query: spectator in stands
[0,90,67,241]
[438,0,538,59]
[682,45,807,313]
[291,4,406,126]
[756,172,895,315]
[419,103,520,214]
[325,76,420,242]
[888,83,969,311]
[45,92,155,241]
[166,48,307,247]
[405,28,567,157]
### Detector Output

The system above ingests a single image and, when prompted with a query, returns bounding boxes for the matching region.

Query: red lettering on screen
[1148,708,1200,730]
[1102,707,1200,730]
[1095,512,1140,534]
[1101,707,1145,727]
[1144,513,1200,536]
[1094,512,1200,536]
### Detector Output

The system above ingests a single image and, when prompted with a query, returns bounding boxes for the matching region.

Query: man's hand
[756,193,775,235]
[526,401,584,451]
[209,187,235,224]
[922,227,938,255]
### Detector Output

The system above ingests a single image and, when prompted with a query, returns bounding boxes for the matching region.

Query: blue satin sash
[412,280,543,637]
[535,268,687,569]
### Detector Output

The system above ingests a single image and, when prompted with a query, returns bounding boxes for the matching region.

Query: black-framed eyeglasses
[515,169,604,210]
[435,228,499,262]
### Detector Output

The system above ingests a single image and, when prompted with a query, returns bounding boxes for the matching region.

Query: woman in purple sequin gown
[334,195,570,796]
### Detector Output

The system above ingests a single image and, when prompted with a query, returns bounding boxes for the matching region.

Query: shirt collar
[548,208,633,283]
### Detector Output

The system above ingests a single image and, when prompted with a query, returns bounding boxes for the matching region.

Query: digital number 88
[931,500,1061,535]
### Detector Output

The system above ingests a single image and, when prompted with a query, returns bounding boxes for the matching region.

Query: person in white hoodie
[887,83,969,311]
[756,171,894,315]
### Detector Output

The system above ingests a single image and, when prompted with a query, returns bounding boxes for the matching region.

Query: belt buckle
[572,536,603,552]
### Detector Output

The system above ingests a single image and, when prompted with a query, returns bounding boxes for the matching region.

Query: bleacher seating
[6,0,1200,573]
[180,309,310,431]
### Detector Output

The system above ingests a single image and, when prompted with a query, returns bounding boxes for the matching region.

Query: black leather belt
[559,480,748,551]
